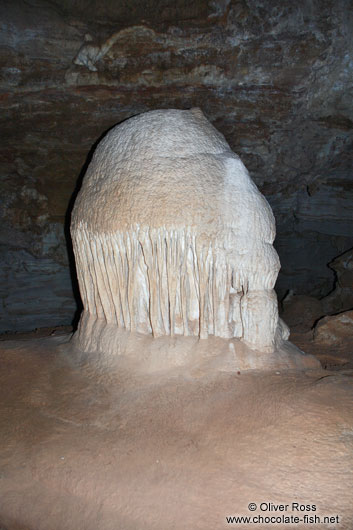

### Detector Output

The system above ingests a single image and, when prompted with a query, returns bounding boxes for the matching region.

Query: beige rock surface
[314,310,353,346]
[0,335,352,530]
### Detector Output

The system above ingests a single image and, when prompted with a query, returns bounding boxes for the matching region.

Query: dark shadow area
[325,245,353,295]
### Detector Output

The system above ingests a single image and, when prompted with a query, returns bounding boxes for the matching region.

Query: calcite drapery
[71,108,282,352]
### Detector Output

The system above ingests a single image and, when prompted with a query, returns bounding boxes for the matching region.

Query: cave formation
[0,1,352,529]
[71,108,284,348]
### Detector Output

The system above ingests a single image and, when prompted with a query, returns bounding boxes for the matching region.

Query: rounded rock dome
[71,108,281,351]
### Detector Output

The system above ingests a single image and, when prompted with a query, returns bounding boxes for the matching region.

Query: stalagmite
[71,108,298,366]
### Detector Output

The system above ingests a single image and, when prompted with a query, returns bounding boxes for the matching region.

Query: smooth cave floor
[0,332,352,530]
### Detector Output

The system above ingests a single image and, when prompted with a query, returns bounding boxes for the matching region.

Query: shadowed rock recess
[0,0,353,331]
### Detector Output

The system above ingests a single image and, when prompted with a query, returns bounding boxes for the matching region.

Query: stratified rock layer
[1,0,352,331]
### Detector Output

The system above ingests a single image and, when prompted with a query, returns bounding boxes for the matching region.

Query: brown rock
[313,310,353,345]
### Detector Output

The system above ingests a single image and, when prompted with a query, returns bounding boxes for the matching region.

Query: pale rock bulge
[71,108,290,360]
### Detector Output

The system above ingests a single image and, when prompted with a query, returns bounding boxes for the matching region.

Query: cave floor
[0,333,352,530]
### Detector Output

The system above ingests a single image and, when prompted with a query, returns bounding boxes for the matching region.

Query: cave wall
[1,0,352,332]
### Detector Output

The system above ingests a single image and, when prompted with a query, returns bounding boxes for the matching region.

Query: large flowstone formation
[71,108,288,357]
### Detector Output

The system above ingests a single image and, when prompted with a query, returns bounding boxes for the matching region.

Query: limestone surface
[71,108,284,353]
[0,335,351,530]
